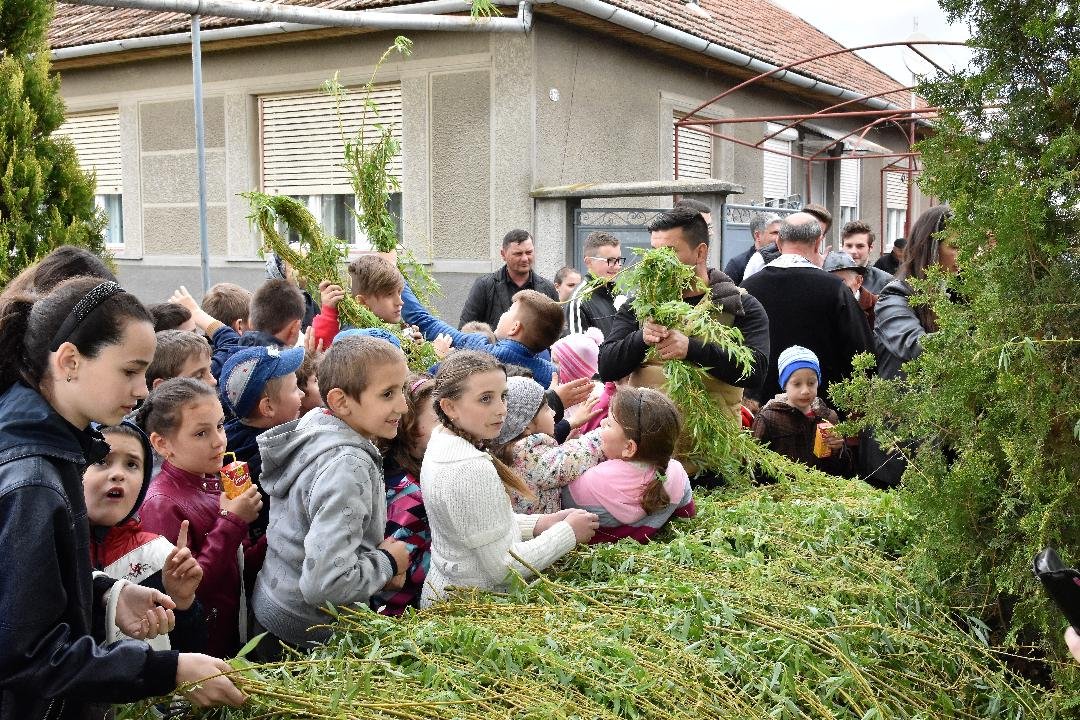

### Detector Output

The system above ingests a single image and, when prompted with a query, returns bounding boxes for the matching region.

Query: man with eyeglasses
[564,231,628,337]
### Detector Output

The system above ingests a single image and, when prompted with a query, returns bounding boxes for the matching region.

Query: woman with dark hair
[873,205,957,380]
[0,278,245,718]
[859,205,956,488]
[1,245,117,303]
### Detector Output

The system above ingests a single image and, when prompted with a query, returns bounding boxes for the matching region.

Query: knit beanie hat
[333,327,401,348]
[777,345,821,389]
[494,376,547,446]
[551,327,603,382]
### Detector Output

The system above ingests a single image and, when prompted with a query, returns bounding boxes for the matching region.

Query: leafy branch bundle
[121,476,1060,719]
[244,192,437,372]
[323,37,441,308]
[610,248,842,486]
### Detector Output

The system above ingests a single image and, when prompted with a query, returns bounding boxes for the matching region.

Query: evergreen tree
[833,0,1080,667]
[0,0,106,286]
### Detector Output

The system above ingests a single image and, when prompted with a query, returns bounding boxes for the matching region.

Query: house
[50,0,929,313]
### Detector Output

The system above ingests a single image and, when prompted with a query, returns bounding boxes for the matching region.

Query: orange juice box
[813,421,834,458]
[220,452,253,499]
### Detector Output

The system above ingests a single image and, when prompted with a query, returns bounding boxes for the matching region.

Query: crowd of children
[0,241,860,716]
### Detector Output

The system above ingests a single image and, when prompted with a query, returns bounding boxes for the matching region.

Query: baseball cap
[822,251,867,275]
[219,345,305,418]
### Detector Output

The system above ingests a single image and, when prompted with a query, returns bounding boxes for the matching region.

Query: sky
[770,1,974,85]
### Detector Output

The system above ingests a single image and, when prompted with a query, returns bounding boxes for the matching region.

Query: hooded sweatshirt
[252,408,395,645]
[89,422,207,653]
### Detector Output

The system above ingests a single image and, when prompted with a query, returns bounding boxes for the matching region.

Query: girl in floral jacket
[494,376,605,514]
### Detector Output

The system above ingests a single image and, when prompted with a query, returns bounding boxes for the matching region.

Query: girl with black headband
[0,277,245,718]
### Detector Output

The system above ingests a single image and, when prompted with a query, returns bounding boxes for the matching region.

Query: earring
[66,376,72,383]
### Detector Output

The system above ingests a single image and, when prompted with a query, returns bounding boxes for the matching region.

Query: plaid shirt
[373,471,430,616]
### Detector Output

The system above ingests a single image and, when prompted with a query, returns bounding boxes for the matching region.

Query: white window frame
[56,109,124,249]
[672,111,713,180]
[839,157,860,225]
[763,123,797,203]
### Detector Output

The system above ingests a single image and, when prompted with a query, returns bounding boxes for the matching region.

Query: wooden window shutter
[260,83,402,195]
[886,172,908,209]
[55,109,122,195]
[840,158,859,208]
[673,112,712,180]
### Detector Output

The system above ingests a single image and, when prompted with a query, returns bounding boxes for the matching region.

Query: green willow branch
[324,37,442,307]
[243,192,438,372]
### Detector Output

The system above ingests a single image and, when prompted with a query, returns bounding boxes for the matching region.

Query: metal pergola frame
[674,40,984,241]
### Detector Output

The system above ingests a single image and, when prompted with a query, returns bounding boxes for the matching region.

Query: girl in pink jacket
[563,387,695,543]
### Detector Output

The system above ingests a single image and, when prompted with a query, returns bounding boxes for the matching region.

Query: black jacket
[873,252,901,276]
[0,384,178,720]
[458,265,559,329]
[224,418,270,541]
[597,268,770,393]
[873,280,926,381]
[564,279,625,338]
[723,246,756,286]
[741,265,873,405]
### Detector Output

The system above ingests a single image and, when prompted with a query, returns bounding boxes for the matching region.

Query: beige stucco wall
[56,16,922,304]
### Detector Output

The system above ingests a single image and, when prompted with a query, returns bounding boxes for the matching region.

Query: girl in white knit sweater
[420,352,599,607]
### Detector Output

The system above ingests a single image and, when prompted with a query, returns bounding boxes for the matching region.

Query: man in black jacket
[741,212,873,407]
[598,208,771,469]
[564,231,626,337]
[724,211,780,285]
[458,230,559,329]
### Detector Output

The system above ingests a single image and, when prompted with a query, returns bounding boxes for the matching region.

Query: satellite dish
[902,31,936,80]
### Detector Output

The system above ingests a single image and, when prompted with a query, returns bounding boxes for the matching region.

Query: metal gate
[719,202,800,269]
[571,207,667,273]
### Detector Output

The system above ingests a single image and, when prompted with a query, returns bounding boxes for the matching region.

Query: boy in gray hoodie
[251,335,411,652]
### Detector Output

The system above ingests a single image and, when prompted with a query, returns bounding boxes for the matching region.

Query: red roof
[51,0,909,106]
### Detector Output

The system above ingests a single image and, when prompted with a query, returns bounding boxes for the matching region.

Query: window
[260,84,403,251]
[839,158,860,227]
[673,112,712,180]
[55,109,123,248]
[885,172,909,242]
[277,193,402,248]
[763,123,796,203]
[886,208,907,243]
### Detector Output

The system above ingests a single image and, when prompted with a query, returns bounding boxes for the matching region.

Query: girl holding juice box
[136,377,263,658]
[751,346,852,476]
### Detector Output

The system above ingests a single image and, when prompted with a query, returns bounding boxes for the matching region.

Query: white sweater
[420,429,577,607]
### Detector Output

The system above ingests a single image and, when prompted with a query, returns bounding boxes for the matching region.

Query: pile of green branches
[122,473,1064,719]
[244,192,438,372]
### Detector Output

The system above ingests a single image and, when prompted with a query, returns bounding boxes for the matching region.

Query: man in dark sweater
[598,208,771,466]
[741,212,873,407]
[565,230,627,337]
[458,229,559,329]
